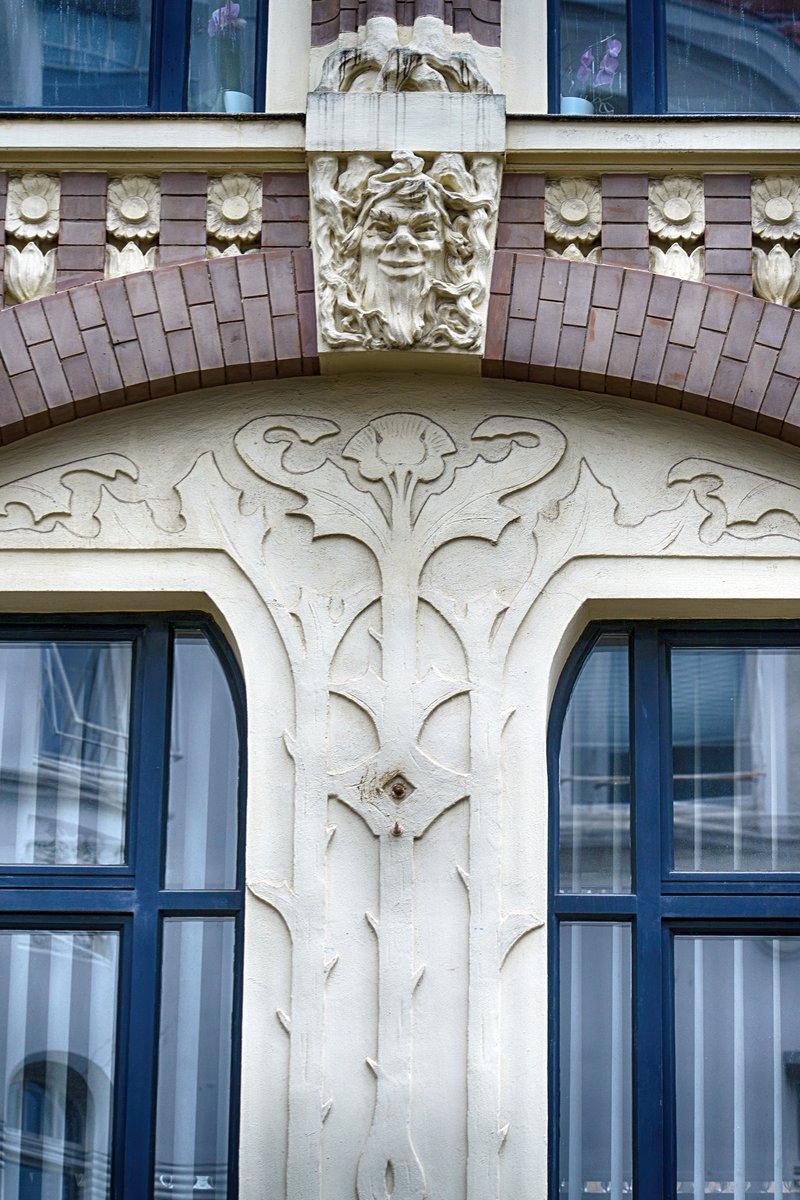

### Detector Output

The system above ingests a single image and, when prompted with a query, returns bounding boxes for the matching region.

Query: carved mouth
[378,255,425,275]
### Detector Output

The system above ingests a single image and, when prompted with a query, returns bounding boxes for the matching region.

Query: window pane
[0,0,152,110]
[666,1,800,114]
[164,633,239,891]
[559,634,631,893]
[188,0,258,113]
[558,1,628,114]
[0,929,119,1199]
[155,918,235,1198]
[671,646,800,872]
[559,922,633,1200]
[675,935,800,1197]
[0,641,131,866]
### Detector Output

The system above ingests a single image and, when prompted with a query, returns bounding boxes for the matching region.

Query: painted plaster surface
[2,376,800,1198]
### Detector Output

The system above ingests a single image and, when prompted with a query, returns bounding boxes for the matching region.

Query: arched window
[550,623,800,1199]
[0,615,245,1198]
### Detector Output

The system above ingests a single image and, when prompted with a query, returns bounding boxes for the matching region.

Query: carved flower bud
[752,244,800,306]
[649,243,705,282]
[105,241,157,279]
[4,242,57,304]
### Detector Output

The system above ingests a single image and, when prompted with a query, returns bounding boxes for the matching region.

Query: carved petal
[105,241,157,279]
[650,243,705,282]
[4,242,57,304]
[752,244,800,306]
[648,176,705,242]
[752,176,800,242]
[6,173,60,242]
[106,175,160,242]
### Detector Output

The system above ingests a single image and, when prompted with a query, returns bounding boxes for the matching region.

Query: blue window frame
[0,1,268,113]
[550,623,800,1200]
[551,1,800,115]
[0,613,245,1199]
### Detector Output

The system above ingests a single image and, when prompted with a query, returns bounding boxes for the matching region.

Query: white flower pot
[560,95,594,116]
[223,90,254,113]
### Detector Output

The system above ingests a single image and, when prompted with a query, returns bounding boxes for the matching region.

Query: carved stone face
[360,195,445,285]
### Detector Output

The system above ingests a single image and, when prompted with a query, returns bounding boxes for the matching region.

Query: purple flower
[576,47,594,84]
[208,2,246,37]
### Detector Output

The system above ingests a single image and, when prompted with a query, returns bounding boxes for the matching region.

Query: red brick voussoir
[483,251,800,447]
[0,249,319,446]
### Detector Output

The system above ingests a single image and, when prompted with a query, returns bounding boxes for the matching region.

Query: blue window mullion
[631,627,668,1200]
[121,620,172,1198]
[154,0,192,111]
[627,0,658,113]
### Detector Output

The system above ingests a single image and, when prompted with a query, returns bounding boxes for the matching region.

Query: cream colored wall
[3,375,800,1198]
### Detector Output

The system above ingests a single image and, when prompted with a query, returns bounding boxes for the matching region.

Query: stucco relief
[2,389,800,1199]
[310,151,500,352]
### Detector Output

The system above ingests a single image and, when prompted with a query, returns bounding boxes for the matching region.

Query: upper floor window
[554,0,800,115]
[551,623,800,1200]
[0,0,266,113]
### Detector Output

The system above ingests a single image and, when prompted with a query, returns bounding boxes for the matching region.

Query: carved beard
[360,255,444,349]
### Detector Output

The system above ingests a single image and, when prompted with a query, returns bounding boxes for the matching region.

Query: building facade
[2,2,800,1198]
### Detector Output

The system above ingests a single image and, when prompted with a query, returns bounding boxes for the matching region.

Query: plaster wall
[2,373,800,1198]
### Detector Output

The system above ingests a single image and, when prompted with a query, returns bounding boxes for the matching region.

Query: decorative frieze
[544,177,602,263]
[752,177,800,305]
[310,150,500,352]
[207,174,263,252]
[648,176,705,282]
[4,174,60,303]
[105,175,161,280]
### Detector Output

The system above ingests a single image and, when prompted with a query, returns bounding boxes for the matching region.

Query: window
[550,624,800,1199]
[0,0,267,113]
[0,615,244,1198]
[553,1,800,114]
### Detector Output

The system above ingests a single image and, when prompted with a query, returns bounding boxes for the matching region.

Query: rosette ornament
[545,179,602,245]
[649,177,704,243]
[6,174,60,242]
[207,175,261,244]
[4,243,57,304]
[752,244,800,306]
[650,243,705,282]
[107,176,160,242]
[752,177,800,242]
[105,242,157,279]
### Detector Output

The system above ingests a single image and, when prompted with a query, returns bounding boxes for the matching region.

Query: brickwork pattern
[0,249,318,446]
[601,174,649,270]
[56,172,107,292]
[159,172,208,267]
[262,173,310,250]
[311,0,501,45]
[0,174,6,310]
[704,173,753,294]
[497,174,545,252]
[484,251,800,445]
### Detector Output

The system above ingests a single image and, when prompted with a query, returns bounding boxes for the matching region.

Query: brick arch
[0,250,319,448]
[483,252,800,447]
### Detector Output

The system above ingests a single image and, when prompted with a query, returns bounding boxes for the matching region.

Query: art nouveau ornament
[207,174,262,244]
[752,243,800,306]
[752,176,800,241]
[4,241,57,303]
[650,242,705,281]
[105,242,158,279]
[648,176,704,242]
[5,173,60,242]
[310,150,500,352]
[106,176,160,242]
[544,178,602,245]
[316,14,492,94]
[546,243,602,264]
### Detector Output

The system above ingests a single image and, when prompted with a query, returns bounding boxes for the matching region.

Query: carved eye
[414,222,439,239]
[369,222,394,241]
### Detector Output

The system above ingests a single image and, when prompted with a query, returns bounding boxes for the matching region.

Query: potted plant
[208,2,253,113]
[561,35,623,115]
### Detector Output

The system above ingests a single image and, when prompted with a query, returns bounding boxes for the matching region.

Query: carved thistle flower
[107,176,160,242]
[207,174,261,243]
[648,177,704,243]
[6,174,60,241]
[752,177,800,241]
[343,414,456,489]
[545,179,601,245]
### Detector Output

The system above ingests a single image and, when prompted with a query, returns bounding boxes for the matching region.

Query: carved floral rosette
[310,150,501,353]
[751,177,800,305]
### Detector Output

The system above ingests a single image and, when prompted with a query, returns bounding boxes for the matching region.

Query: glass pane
[0,640,131,866]
[0,929,119,1199]
[559,634,631,893]
[559,922,633,1200]
[671,646,800,872]
[0,1,152,110]
[165,633,239,891]
[666,2,800,114]
[558,0,628,114]
[675,935,800,1197]
[155,918,235,1198]
[188,0,258,113]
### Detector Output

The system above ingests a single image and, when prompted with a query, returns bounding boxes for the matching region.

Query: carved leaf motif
[0,455,140,537]
[175,451,270,568]
[4,242,57,304]
[668,458,800,544]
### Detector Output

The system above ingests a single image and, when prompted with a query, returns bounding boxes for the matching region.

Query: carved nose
[389,226,415,250]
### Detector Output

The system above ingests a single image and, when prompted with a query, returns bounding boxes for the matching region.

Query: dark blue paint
[548,621,800,1200]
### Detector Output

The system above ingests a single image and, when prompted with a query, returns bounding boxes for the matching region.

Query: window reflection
[188,1,257,113]
[559,1,629,114]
